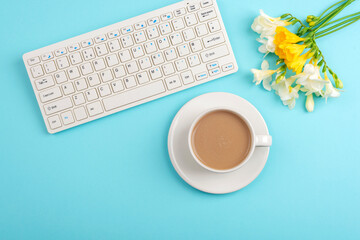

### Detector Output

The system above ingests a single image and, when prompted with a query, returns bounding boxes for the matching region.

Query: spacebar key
[103,81,166,111]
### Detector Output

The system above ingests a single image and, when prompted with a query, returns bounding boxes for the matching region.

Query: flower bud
[306,94,314,112]
[335,78,343,89]
[309,21,316,27]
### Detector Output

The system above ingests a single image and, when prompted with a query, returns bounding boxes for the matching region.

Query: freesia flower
[257,36,275,53]
[323,72,340,101]
[251,60,277,90]
[251,10,290,38]
[284,51,313,74]
[274,27,304,45]
[271,75,299,109]
[294,63,327,95]
[275,43,306,61]
[306,93,314,112]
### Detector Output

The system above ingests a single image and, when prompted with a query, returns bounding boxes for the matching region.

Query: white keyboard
[23,0,238,133]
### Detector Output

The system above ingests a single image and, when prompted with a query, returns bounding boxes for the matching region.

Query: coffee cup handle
[255,135,272,147]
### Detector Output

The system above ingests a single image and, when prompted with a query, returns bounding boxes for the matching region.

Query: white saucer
[167,92,271,194]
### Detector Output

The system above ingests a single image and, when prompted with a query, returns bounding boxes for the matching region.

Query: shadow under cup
[189,109,253,172]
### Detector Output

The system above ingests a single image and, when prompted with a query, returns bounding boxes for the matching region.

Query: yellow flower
[274,26,304,45]
[285,51,313,74]
[275,43,306,61]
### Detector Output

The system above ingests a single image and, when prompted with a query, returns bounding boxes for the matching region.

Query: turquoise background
[1,0,359,239]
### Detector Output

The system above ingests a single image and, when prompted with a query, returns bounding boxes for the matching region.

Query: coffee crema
[191,110,252,170]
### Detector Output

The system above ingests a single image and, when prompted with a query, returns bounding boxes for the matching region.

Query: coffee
[191,110,252,170]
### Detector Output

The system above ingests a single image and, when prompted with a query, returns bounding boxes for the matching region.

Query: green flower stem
[318,0,346,19]
[315,18,360,39]
[316,15,360,36]
[322,11,360,27]
[313,0,355,32]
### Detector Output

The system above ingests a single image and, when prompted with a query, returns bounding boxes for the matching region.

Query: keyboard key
[27,57,40,66]
[209,68,220,76]
[195,24,208,37]
[144,41,157,54]
[48,115,62,129]
[201,0,213,8]
[81,39,94,48]
[203,32,225,48]
[172,19,185,31]
[67,67,81,79]
[85,89,99,101]
[159,23,172,35]
[146,27,159,39]
[74,78,88,91]
[149,67,162,80]
[208,20,221,32]
[119,49,132,62]
[82,48,95,60]
[73,93,86,105]
[165,75,181,90]
[200,45,229,62]
[39,87,62,103]
[181,71,195,84]
[139,57,152,69]
[135,21,147,30]
[105,54,119,67]
[148,17,160,25]
[198,7,217,22]
[222,63,234,72]
[157,37,170,50]
[100,69,113,82]
[98,84,111,97]
[188,54,201,67]
[151,53,165,65]
[161,13,173,21]
[174,8,186,17]
[125,61,139,74]
[162,63,175,76]
[74,107,87,121]
[103,81,166,111]
[121,26,133,34]
[108,39,121,52]
[189,40,203,52]
[175,59,187,71]
[80,62,94,75]
[95,44,108,57]
[55,48,67,56]
[164,48,177,61]
[87,74,101,87]
[207,62,219,69]
[54,71,68,84]
[87,101,104,117]
[35,76,55,91]
[120,35,134,48]
[134,31,147,43]
[131,46,145,58]
[177,44,190,57]
[44,97,73,115]
[93,59,106,71]
[69,52,83,65]
[170,33,183,45]
[183,28,196,41]
[185,14,198,26]
[41,52,54,61]
[113,65,126,78]
[124,76,137,88]
[44,61,57,73]
[108,30,120,38]
[56,57,70,69]
[111,80,124,93]
[61,111,75,125]
[68,44,80,52]
[187,3,200,12]
[196,72,208,81]
[95,35,107,43]
[136,72,150,84]
[62,82,75,95]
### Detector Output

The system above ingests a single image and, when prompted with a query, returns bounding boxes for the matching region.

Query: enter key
[202,32,225,48]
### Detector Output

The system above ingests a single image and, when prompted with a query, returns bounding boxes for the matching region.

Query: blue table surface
[1,0,360,239]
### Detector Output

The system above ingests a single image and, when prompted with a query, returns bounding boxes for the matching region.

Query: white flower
[293,64,327,96]
[323,73,341,101]
[306,93,314,112]
[271,75,299,109]
[251,60,276,91]
[251,10,289,38]
[257,36,275,53]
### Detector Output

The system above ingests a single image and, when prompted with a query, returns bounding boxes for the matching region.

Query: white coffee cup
[188,107,272,173]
